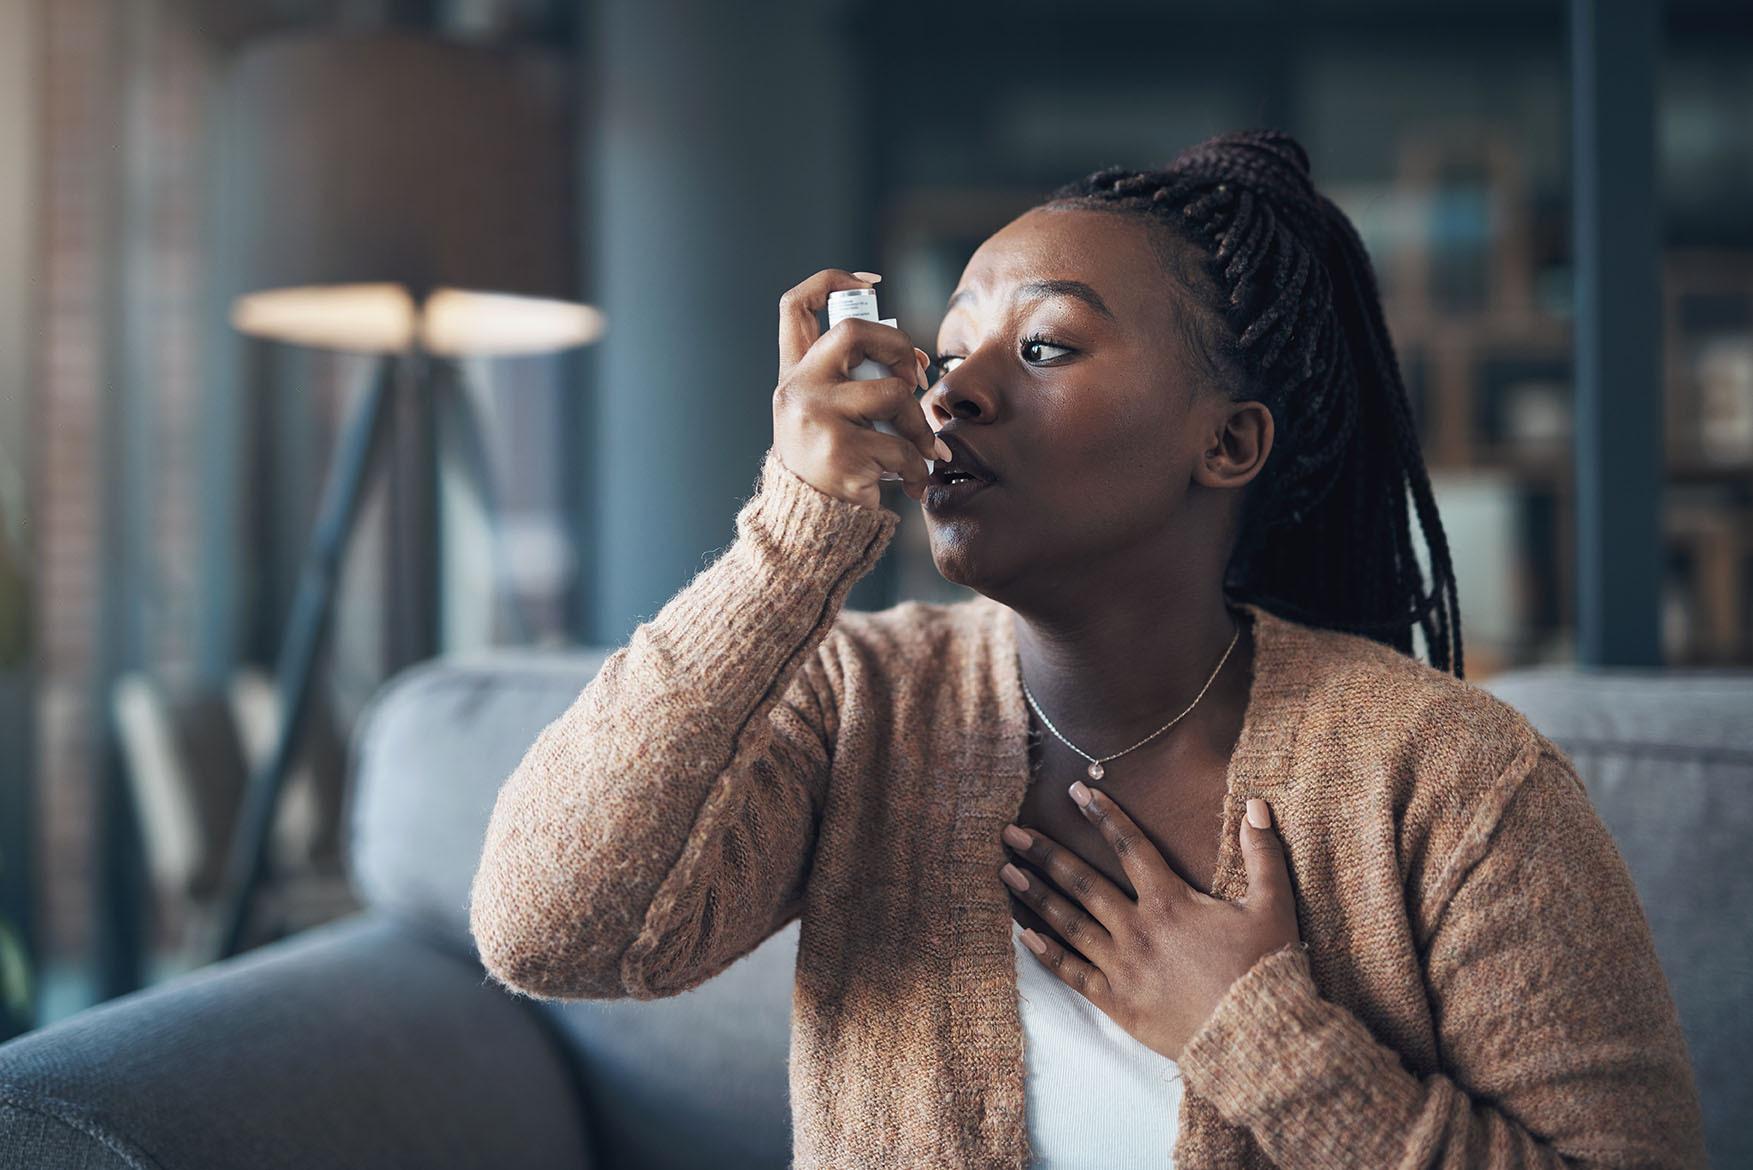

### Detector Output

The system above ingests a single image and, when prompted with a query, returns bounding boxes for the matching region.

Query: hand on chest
[1006,734,1229,951]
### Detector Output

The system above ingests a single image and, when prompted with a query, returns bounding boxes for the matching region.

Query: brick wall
[37,0,113,967]
[36,0,211,965]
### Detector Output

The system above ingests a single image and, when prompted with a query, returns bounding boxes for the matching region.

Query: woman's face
[923,205,1269,604]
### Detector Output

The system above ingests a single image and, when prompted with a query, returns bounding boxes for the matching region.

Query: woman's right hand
[772,269,953,512]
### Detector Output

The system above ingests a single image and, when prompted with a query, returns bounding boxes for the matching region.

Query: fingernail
[936,438,953,462]
[916,362,928,391]
[1001,863,1029,892]
[1002,824,1032,850]
[852,271,883,283]
[1246,797,1271,829]
[1021,928,1048,955]
[1068,781,1092,808]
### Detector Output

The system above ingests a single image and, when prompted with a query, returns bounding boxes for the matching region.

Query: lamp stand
[206,342,416,962]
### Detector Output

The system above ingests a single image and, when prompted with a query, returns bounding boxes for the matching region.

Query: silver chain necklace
[1021,619,1241,782]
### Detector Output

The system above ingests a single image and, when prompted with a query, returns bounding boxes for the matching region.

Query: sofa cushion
[345,649,612,959]
[1480,666,1753,1170]
[530,920,797,1170]
[0,913,593,1170]
[346,648,798,1168]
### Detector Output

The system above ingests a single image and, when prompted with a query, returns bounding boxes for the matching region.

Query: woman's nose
[926,368,998,424]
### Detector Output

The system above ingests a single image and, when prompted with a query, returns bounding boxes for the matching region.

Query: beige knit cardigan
[468,447,1709,1169]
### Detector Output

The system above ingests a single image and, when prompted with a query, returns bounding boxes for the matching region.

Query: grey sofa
[1,647,1748,1169]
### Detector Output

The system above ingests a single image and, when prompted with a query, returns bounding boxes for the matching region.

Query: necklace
[1020,617,1241,782]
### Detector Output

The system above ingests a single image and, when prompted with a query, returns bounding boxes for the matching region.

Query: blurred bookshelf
[1363,124,1580,676]
[1370,129,1753,670]
[1662,250,1753,666]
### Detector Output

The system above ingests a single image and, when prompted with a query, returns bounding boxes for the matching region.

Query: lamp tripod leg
[206,352,400,963]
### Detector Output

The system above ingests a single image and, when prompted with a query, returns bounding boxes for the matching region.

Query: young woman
[469,130,1707,1169]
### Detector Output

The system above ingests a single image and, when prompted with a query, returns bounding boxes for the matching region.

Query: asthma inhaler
[826,287,931,481]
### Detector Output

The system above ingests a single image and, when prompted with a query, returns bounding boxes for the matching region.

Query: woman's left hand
[999,784,1301,1063]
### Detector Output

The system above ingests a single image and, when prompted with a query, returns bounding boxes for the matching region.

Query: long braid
[1044,129,1465,677]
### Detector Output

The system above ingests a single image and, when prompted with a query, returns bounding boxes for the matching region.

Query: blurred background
[0,0,1749,1045]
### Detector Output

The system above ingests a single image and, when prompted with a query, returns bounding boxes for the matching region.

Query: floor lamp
[204,29,602,963]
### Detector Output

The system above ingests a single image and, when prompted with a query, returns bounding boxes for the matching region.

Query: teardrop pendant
[1086,761,1105,781]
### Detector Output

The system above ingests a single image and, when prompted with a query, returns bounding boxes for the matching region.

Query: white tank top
[1012,919,1184,1167]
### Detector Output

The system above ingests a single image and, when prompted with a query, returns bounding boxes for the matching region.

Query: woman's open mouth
[921,475,993,511]
[922,434,998,512]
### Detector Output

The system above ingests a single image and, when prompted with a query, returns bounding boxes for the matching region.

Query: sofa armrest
[0,912,593,1170]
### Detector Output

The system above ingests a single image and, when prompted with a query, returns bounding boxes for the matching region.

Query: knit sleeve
[467,447,900,1001]
[1176,743,1710,1169]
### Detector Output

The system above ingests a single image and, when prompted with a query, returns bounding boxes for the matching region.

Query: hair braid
[1042,128,1465,677]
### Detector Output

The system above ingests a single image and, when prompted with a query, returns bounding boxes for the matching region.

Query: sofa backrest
[344,648,796,1169]
[1480,666,1753,1170]
[346,650,1752,1170]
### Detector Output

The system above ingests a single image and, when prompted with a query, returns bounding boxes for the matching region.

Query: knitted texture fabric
[468,446,1709,1170]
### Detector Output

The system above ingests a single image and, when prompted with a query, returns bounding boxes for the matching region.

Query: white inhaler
[826,287,932,481]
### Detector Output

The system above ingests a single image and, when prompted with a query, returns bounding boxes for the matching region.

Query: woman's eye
[932,338,1072,377]
[1022,337,1073,363]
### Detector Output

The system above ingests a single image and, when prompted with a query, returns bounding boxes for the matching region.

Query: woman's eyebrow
[944,279,1117,323]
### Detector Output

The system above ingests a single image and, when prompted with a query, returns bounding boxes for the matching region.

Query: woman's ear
[1194,401,1272,490]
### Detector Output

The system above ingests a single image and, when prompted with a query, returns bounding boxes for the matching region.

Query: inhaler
[826,287,933,481]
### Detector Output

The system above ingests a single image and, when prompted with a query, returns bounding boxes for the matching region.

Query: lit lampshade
[217,29,599,355]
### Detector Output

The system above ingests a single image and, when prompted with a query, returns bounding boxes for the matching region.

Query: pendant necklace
[1020,618,1241,782]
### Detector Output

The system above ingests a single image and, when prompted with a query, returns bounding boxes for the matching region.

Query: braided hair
[1042,129,1464,678]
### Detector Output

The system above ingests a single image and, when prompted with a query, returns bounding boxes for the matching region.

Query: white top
[1012,919,1183,1167]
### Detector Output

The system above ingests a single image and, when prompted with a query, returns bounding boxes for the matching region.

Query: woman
[469,130,1707,1168]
